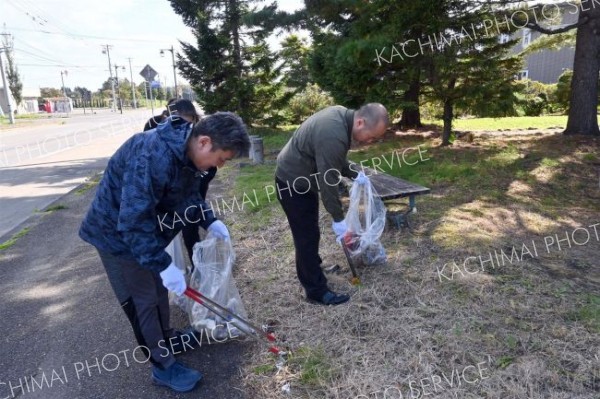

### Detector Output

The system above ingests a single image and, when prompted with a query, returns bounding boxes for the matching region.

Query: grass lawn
[0,113,47,126]
[423,115,579,131]
[220,126,600,398]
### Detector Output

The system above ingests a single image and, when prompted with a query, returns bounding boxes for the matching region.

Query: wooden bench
[342,166,431,230]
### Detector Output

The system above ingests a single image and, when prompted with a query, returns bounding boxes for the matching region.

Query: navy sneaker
[307,290,350,306]
[152,361,203,392]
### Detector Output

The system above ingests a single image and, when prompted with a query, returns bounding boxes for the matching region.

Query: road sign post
[140,65,158,113]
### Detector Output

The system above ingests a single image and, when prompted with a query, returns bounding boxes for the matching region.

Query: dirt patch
[225,131,600,398]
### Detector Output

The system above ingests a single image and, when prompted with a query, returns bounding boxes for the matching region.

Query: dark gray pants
[97,249,176,369]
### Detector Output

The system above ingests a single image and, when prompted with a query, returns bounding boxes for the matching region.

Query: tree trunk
[228,0,246,113]
[564,4,600,136]
[400,77,423,129]
[441,98,453,146]
[228,0,243,80]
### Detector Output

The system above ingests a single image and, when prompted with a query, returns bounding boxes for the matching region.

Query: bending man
[79,106,249,392]
[275,103,389,305]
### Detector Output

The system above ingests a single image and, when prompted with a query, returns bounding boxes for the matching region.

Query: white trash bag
[188,232,246,340]
[343,177,387,266]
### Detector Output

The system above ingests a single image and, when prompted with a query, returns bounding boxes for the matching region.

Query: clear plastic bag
[187,232,246,340]
[343,178,387,266]
[165,232,189,311]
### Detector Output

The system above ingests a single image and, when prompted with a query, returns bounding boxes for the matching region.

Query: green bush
[286,84,335,124]
[515,79,556,116]
[552,69,572,113]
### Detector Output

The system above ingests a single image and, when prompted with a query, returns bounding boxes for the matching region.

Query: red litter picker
[341,231,361,285]
[184,287,282,356]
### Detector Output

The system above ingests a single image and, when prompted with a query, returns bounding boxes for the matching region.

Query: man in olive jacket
[79,109,249,392]
[275,103,389,305]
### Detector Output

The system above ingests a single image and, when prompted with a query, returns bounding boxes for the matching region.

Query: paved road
[0,108,157,239]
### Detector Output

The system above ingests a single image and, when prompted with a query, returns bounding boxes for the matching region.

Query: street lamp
[60,70,68,98]
[113,64,126,114]
[159,45,178,99]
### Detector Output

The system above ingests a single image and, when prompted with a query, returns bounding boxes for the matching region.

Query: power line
[4,26,170,44]
[20,0,82,38]
[13,36,66,62]
[13,47,86,68]
[5,0,47,28]
[7,0,93,48]
[18,63,104,68]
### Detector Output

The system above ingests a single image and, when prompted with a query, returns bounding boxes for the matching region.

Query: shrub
[286,84,335,124]
[552,69,572,113]
[515,79,556,116]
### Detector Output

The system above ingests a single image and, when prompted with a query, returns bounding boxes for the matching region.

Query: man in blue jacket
[144,99,216,264]
[79,106,250,392]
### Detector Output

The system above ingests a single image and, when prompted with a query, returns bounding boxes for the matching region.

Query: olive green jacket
[275,106,358,222]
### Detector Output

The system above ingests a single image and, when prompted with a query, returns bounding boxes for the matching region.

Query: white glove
[354,171,369,185]
[332,220,348,243]
[207,220,230,240]
[160,263,186,296]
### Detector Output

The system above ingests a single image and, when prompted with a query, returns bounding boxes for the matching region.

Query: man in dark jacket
[79,109,250,392]
[143,98,177,131]
[275,104,389,306]
[144,99,215,264]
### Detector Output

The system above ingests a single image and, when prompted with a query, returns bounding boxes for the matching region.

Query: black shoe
[307,290,350,306]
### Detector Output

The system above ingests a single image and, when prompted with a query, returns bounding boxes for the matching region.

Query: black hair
[356,103,389,129]
[191,112,250,157]
[168,99,198,121]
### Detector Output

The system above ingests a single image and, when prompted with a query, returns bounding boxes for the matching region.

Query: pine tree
[279,34,311,93]
[2,35,23,105]
[307,0,522,138]
[169,0,289,125]
[420,2,523,145]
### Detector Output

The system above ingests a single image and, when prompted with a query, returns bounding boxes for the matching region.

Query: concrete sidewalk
[0,178,248,399]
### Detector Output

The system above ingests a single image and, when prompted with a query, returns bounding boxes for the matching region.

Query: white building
[18,87,40,114]
[0,86,41,115]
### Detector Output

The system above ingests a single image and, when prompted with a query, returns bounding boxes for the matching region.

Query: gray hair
[356,103,389,129]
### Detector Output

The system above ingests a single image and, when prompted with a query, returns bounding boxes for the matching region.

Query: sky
[1,0,305,93]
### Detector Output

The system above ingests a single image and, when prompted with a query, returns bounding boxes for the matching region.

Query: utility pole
[148,81,155,113]
[0,33,15,124]
[164,75,168,100]
[127,57,137,108]
[113,64,125,114]
[60,70,68,97]
[159,45,178,99]
[101,44,117,112]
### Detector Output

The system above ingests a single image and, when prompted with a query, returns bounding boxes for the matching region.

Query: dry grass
[221,131,600,399]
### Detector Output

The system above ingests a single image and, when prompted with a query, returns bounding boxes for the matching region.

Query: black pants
[97,250,176,369]
[181,174,214,265]
[276,177,328,299]
[181,223,200,265]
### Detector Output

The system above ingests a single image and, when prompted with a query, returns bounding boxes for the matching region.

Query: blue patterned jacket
[79,117,217,273]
